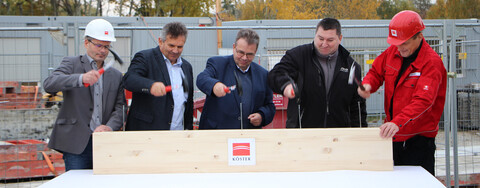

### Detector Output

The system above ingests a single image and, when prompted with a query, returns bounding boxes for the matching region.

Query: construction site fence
[1,20,480,187]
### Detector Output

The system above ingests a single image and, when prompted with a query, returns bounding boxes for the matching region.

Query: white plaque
[228,138,256,166]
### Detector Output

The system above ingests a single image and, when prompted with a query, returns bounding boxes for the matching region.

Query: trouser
[62,136,93,171]
[393,135,436,175]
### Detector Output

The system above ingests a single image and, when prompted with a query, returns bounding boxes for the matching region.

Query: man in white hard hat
[358,10,447,175]
[44,19,126,171]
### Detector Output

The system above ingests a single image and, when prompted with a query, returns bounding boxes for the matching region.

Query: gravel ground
[2,179,47,188]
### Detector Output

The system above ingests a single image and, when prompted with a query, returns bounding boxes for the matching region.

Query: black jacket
[122,46,194,130]
[268,43,367,128]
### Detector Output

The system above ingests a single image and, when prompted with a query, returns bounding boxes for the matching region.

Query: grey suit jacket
[43,55,126,154]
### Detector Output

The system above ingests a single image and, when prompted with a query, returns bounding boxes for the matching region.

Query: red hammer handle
[83,68,105,87]
[165,86,172,92]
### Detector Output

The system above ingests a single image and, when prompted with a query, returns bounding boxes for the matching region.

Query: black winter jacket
[268,43,367,128]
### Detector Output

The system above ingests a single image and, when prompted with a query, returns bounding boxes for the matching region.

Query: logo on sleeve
[423,85,429,91]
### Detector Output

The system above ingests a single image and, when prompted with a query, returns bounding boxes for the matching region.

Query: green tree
[220,0,239,21]
[413,0,431,18]
[266,0,326,19]
[376,0,416,19]
[236,0,378,20]
[0,0,60,15]
[446,0,480,18]
[428,0,479,19]
[237,0,266,20]
[58,0,82,15]
[426,0,446,18]
[234,0,327,20]
[329,0,379,19]
[134,0,212,17]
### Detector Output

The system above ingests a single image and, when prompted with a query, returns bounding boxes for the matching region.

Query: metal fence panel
[1,17,480,187]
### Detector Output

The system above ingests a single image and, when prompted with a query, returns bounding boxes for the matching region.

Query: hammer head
[182,75,189,93]
[348,63,356,85]
[348,63,366,91]
[108,48,124,65]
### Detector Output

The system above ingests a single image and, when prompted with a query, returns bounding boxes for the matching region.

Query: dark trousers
[393,135,436,175]
[62,136,93,171]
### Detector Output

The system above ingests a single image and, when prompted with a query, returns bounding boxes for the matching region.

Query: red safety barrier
[0,139,65,180]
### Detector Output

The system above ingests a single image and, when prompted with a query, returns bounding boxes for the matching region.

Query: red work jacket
[363,38,447,142]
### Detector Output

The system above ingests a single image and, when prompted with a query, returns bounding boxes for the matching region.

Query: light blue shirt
[85,55,103,131]
[236,64,250,73]
[164,55,187,130]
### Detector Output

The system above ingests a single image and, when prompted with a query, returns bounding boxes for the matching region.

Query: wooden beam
[93,128,392,174]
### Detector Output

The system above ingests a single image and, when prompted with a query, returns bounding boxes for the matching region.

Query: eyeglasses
[235,48,255,59]
[88,39,112,50]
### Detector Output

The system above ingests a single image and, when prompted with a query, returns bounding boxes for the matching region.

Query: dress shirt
[164,55,187,130]
[86,55,103,131]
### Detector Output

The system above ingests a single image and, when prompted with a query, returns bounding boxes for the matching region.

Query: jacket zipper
[319,68,329,128]
[326,101,329,115]
[312,55,329,128]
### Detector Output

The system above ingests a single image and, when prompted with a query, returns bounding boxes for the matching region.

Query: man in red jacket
[358,10,447,175]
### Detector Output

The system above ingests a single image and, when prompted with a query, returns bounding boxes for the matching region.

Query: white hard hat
[84,19,116,42]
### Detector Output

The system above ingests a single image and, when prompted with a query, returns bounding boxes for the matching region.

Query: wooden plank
[93,128,392,174]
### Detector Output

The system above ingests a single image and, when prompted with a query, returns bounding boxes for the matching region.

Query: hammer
[84,49,124,87]
[348,63,365,91]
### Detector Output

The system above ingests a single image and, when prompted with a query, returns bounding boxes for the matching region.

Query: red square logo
[233,143,250,156]
[105,31,109,35]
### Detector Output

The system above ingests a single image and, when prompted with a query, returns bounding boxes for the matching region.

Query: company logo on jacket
[409,72,421,77]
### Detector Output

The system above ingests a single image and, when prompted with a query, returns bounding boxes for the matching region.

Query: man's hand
[82,70,101,86]
[150,82,167,97]
[213,82,228,97]
[358,84,372,99]
[248,113,263,126]
[94,125,113,132]
[379,122,399,139]
[283,84,295,99]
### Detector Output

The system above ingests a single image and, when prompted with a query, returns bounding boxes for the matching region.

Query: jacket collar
[393,38,430,70]
[310,42,353,72]
[310,42,351,62]
[81,54,93,72]
[332,45,352,83]
[153,46,172,86]
[80,54,98,100]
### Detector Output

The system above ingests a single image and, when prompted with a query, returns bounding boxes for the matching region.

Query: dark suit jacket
[123,46,194,130]
[196,55,275,129]
[43,55,126,154]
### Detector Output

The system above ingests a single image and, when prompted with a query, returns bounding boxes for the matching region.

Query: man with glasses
[268,18,367,129]
[43,19,126,171]
[196,29,275,129]
[123,22,194,131]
